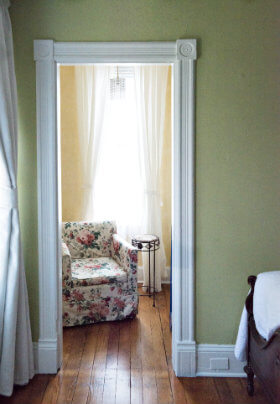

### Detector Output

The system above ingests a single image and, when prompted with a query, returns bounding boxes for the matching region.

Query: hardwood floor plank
[56,326,88,404]
[214,378,235,404]
[130,315,142,370]
[41,327,76,404]
[102,368,117,404]
[131,368,143,404]
[147,294,173,404]
[72,324,100,404]
[2,286,272,404]
[157,286,186,404]
[143,369,158,404]
[87,323,110,404]
[183,377,221,404]
[115,369,130,404]
[118,320,131,370]
[239,378,271,404]
[41,375,61,404]
[92,323,110,370]
[87,368,105,404]
[106,322,120,369]
[140,297,158,404]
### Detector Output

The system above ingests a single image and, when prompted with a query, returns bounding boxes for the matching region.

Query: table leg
[153,242,156,307]
[148,247,151,297]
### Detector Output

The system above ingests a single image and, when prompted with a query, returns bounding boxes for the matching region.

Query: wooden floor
[1,285,270,404]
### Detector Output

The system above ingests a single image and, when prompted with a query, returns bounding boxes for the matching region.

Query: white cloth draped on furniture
[235,271,280,362]
[75,65,169,292]
[134,65,169,292]
[0,0,34,396]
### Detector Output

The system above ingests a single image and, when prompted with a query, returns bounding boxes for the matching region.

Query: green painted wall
[10,0,280,344]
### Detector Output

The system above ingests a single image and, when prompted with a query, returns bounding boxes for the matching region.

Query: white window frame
[34,40,197,376]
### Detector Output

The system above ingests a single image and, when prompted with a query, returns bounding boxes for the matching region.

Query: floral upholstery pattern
[62,221,138,327]
[71,257,127,286]
[62,221,116,258]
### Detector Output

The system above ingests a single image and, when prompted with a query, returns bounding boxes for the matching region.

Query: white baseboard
[137,266,170,284]
[172,340,196,376]
[172,341,246,377]
[33,339,58,374]
[197,344,246,377]
[33,340,244,378]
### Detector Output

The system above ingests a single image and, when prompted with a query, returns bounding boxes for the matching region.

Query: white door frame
[34,39,197,376]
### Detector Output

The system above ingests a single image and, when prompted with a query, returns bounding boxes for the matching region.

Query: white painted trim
[33,340,59,374]
[172,40,197,376]
[34,39,197,375]
[53,41,177,64]
[196,344,246,377]
[34,39,62,372]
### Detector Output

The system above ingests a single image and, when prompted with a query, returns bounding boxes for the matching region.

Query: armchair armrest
[62,242,72,284]
[111,234,138,291]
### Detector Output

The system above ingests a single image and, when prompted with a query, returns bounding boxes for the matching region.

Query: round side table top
[132,234,159,243]
[131,234,160,251]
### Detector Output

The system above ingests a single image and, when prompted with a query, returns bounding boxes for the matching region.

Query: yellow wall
[60,65,172,267]
[160,66,172,269]
[60,66,84,222]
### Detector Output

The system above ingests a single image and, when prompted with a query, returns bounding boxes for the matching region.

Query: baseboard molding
[33,339,58,374]
[197,344,246,377]
[172,341,246,377]
[33,340,244,378]
[172,340,196,377]
[137,266,170,284]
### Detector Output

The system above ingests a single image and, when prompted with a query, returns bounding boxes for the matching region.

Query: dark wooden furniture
[244,275,280,403]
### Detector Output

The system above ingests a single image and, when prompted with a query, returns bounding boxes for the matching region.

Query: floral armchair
[61,221,138,327]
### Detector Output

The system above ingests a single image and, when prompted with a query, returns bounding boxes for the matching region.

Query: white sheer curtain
[0,0,34,396]
[75,65,169,292]
[75,65,144,239]
[75,65,109,220]
[134,65,169,292]
[90,68,144,239]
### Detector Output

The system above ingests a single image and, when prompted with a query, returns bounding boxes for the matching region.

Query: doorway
[34,39,197,376]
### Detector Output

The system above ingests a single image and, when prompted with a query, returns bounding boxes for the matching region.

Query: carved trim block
[177,39,197,60]
[34,40,54,61]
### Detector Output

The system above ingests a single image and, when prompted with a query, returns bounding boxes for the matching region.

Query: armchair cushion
[71,257,127,287]
[62,221,116,259]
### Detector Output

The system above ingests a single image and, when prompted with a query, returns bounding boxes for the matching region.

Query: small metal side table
[131,234,160,307]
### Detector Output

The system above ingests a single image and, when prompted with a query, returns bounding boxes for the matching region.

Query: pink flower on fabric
[99,305,109,316]
[73,290,84,301]
[114,298,125,309]
[77,229,95,246]
[128,250,138,263]
[113,240,120,252]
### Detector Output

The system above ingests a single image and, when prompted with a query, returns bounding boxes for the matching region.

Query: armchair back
[62,221,116,259]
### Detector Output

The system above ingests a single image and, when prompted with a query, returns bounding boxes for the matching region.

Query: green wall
[10,0,280,344]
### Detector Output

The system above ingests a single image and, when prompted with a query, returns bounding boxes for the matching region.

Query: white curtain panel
[75,65,169,292]
[0,0,34,396]
[75,66,144,239]
[134,65,169,292]
[75,65,110,220]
